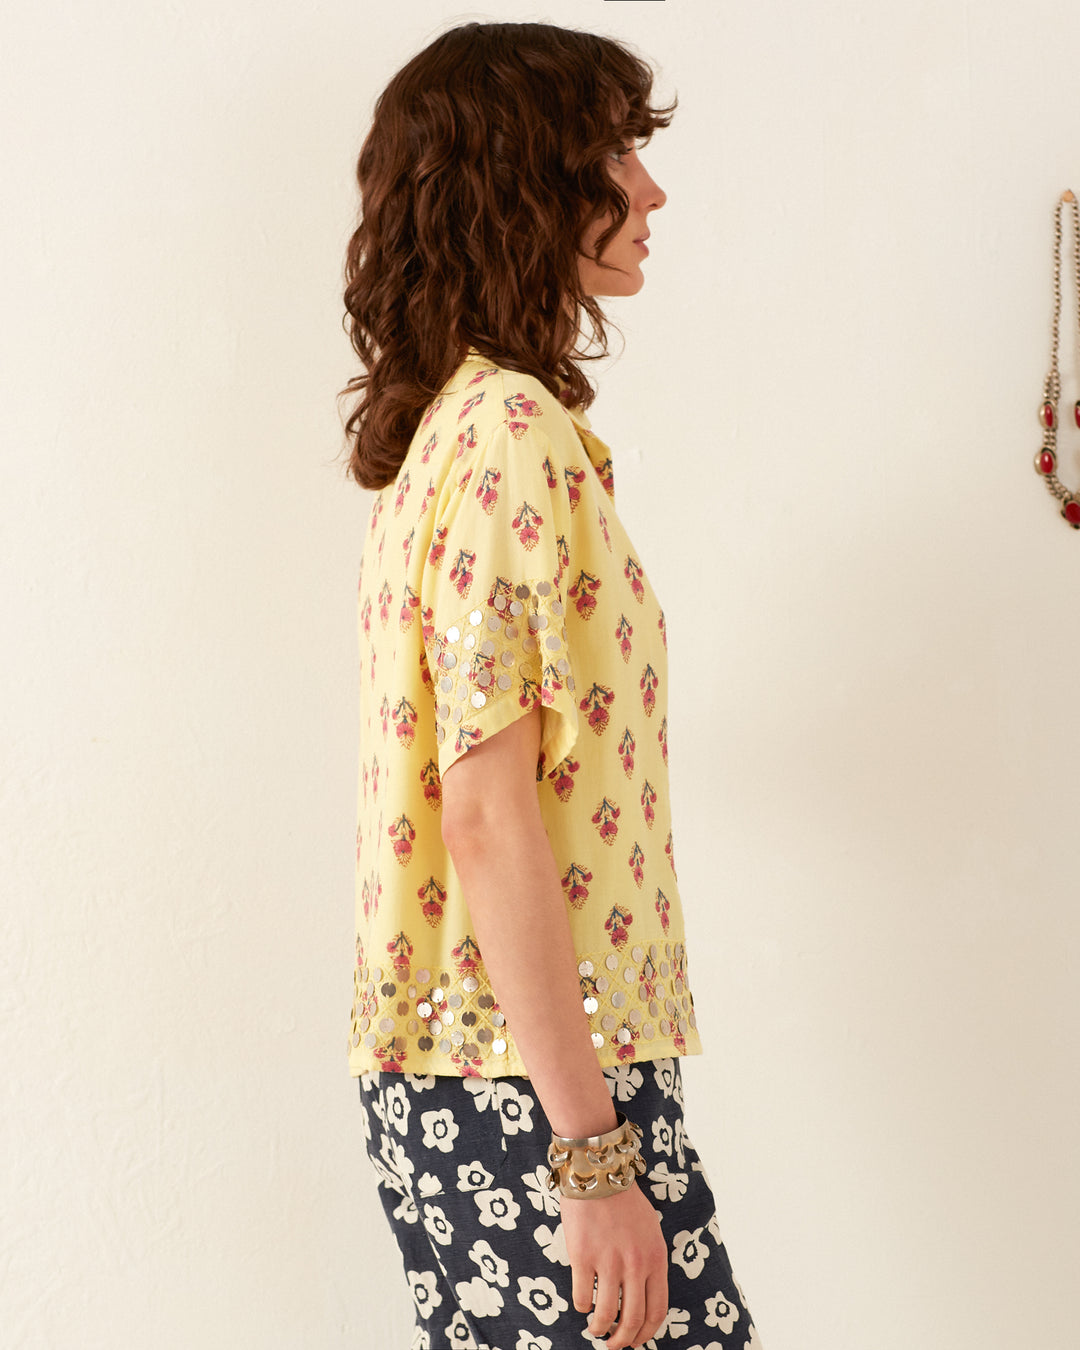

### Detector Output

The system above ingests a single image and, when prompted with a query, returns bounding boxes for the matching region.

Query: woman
[341,21,761,1350]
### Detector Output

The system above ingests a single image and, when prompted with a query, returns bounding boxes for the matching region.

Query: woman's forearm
[445,808,618,1139]
[441,719,619,1140]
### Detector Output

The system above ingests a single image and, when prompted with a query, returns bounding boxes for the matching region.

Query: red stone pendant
[1063,498,1080,527]
[1075,400,1080,429]
[1040,400,1057,429]
[1035,448,1057,475]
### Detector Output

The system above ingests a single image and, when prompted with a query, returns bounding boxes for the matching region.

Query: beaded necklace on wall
[1034,189,1080,528]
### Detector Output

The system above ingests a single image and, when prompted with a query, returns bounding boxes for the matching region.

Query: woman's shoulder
[437,348,588,456]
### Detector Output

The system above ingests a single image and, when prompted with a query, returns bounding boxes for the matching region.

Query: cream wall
[3,2,1078,1347]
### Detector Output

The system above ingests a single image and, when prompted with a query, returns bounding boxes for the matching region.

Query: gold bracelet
[544,1111,647,1200]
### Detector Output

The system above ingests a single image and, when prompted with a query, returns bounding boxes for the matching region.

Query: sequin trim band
[349,940,697,1069]
[428,579,575,756]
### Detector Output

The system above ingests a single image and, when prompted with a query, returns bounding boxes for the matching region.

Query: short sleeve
[421,417,580,780]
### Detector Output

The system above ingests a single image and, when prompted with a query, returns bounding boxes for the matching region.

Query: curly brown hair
[339,20,677,490]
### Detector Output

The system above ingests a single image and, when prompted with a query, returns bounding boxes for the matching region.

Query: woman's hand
[560,1181,669,1349]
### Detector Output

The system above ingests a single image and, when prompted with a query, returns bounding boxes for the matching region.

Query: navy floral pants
[358,1058,761,1350]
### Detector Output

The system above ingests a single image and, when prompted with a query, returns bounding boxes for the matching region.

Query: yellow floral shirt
[349,348,703,1077]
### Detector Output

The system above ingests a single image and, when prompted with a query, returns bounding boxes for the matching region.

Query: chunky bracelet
[544,1111,647,1200]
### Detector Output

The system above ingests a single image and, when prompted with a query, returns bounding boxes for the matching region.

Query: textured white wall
[3,1,1078,1347]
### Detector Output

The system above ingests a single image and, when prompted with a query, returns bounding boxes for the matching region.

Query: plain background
[3,1,1079,1347]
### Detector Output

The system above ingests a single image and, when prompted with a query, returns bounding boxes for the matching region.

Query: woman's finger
[572,1266,597,1316]
[587,1273,621,1339]
[605,1280,646,1350]
[636,1269,670,1346]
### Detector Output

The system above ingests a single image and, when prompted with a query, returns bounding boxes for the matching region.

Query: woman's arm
[441,708,669,1350]
[440,708,617,1139]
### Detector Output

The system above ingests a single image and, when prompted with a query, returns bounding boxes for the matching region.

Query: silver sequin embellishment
[583,996,599,1014]
[445,626,460,643]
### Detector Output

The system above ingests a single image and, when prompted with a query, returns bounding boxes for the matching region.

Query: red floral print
[453,934,482,976]
[616,614,633,662]
[456,467,473,494]
[388,814,415,867]
[420,430,438,463]
[640,779,657,829]
[402,527,415,570]
[596,455,615,497]
[455,422,480,459]
[458,391,486,421]
[564,465,587,511]
[665,830,676,875]
[427,524,447,570]
[619,727,636,777]
[657,610,667,649]
[454,725,484,756]
[394,470,411,516]
[512,501,544,550]
[655,888,670,934]
[580,682,615,735]
[540,661,564,705]
[360,596,372,639]
[398,584,419,631]
[542,455,558,489]
[624,555,645,603]
[561,862,592,909]
[640,664,658,717]
[387,930,413,982]
[418,876,446,928]
[449,547,475,599]
[552,756,579,803]
[629,841,645,889]
[568,569,601,619]
[504,391,543,428]
[598,507,612,551]
[613,1021,639,1063]
[392,696,418,749]
[476,466,501,515]
[420,759,442,811]
[489,575,514,608]
[372,1039,406,1072]
[605,904,633,949]
[379,695,390,738]
[658,716,668,764]
[519,674,542,710]
[378,581,392,628]
[592,797,620,846]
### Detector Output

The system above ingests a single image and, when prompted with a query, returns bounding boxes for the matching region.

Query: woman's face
[578,142,667,297]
